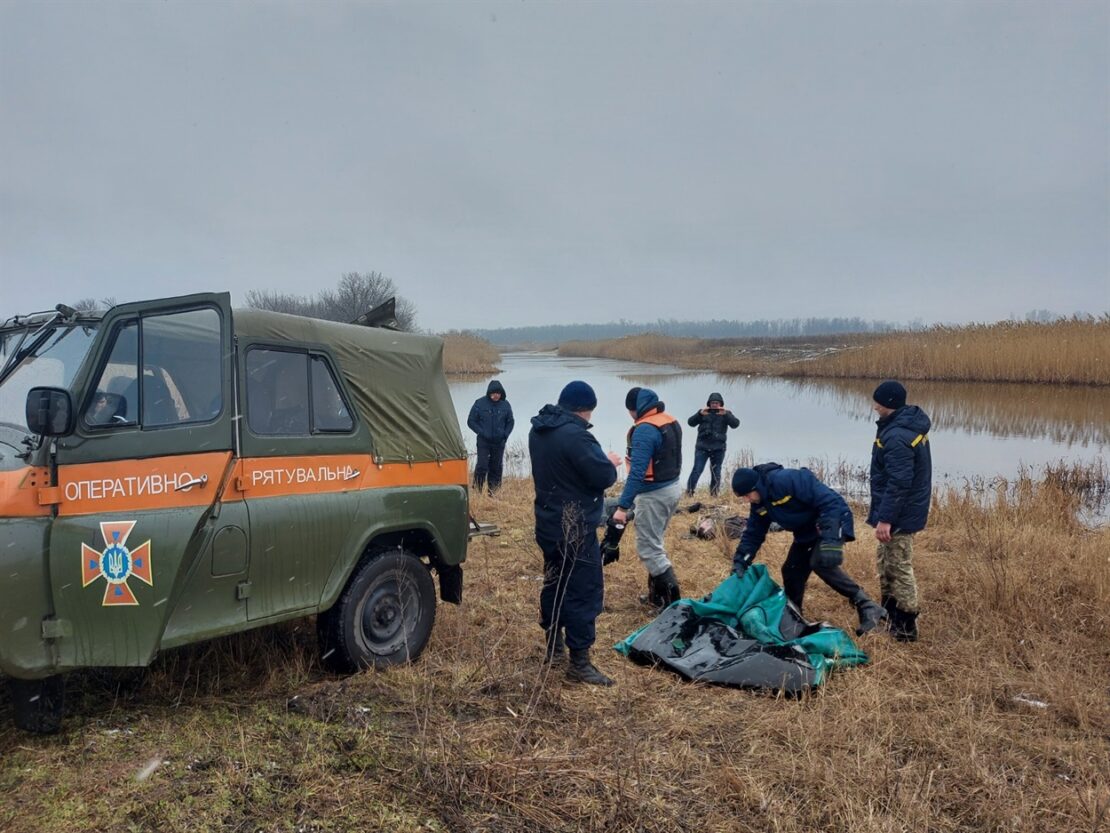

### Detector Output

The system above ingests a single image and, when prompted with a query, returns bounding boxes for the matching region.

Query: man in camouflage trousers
[868,380,932,642]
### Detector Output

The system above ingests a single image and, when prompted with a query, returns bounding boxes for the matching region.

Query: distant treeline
[472,317,915,346]
[470,310,1099,347]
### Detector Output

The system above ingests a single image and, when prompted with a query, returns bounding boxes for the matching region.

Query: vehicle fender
[317,484,468,612]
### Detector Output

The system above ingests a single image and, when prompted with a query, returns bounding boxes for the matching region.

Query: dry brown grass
[560,318,1110,385]
[442,332,501,375]
[1,475,1107,832]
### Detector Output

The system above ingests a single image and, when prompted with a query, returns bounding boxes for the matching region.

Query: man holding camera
[686,392,740,496]
[731,463,887,636]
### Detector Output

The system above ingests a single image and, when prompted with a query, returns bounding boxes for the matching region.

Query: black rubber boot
[544,628,566,664]
[566,649,614,686]
[853,593,889,636]
[893,610,919,643]
[657,567,682,607]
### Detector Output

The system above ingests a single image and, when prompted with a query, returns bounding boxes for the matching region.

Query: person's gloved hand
[732,548,757,577]
[811,541,844,569]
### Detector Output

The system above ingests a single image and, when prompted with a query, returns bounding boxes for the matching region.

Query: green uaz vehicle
[0,292,472,732]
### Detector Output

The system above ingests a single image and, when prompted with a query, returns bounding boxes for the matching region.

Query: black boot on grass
[853,593,889,636]
[566,650,614,686]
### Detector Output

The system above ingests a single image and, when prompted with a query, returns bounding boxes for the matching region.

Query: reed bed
[560,318,1110,385]
[794,318,1110,385]
[442,332,501,375]
[1,473,1106,833]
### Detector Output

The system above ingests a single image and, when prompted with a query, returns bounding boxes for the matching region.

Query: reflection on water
[449,353,1109,499]
[787,377,1110,447]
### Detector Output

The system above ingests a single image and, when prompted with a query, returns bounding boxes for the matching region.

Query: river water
[449,353,1109,505]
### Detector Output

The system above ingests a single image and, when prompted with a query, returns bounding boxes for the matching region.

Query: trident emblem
[81,521,153,606]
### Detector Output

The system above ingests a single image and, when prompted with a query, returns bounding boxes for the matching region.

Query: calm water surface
[449,353,1109,497]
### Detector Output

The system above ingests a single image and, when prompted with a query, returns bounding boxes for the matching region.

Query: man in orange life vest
[611,387,683,608]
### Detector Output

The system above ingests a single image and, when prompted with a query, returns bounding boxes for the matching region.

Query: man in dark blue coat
[868,380,932,642]
[529,381,620,685]
[732,463,887,636]
[467,379,514,494]
[686,391,740,496]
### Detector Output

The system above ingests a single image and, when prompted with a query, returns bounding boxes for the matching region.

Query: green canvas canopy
[233,309,466,464]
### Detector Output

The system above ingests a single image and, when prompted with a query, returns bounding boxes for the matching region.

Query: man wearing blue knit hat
[529,380,621,685]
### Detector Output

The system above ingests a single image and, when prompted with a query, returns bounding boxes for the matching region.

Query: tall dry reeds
[442,331,501,375]
[2,472,1106,833]
[791,317,1110,385]
[560,318,1110,385]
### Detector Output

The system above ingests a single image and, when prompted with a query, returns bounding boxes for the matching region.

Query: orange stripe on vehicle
[0,467,53,518]
[54,452,233,517]
[227,455,467,500]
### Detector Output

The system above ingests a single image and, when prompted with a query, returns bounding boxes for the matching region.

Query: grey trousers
[629,480,682,577]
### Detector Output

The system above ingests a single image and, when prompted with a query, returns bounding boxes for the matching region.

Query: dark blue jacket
[687,407,739,451]
[467,380,514,443]
[736,464,855,567]
[868,405,932,533]
[529,404,618,543]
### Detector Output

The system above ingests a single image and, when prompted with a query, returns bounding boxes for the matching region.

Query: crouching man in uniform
[731,463,887,636]
[529,381,620,686]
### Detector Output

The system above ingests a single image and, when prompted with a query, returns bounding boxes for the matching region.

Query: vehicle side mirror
[25,387,76,437]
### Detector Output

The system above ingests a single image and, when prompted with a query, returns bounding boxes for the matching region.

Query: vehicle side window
[246,348,354,436]
[247,349,310,435]
[85,321,139,427]
[311,356,354,432]
[84,308,222,430]
[142,308,222,427]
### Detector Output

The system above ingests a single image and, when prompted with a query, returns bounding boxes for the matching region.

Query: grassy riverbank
[441,332,501,375]
[1,473,1107,832]
[560,318,1110,385]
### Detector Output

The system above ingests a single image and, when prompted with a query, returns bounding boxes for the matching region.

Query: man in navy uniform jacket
[732,463,887,636]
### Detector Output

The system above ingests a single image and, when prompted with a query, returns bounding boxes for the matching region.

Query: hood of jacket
[879,405,931,436]
[531,403,585,433]
[635,388,665,419]
[707,392,724,407]
[486,380,507,400]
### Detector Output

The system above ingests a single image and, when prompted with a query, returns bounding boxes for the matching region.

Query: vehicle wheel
[318,550,437,674]
[8,675,65,734]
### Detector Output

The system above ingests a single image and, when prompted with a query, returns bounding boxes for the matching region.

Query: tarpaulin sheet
[614,564,868,693]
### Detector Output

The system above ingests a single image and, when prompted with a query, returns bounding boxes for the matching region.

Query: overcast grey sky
[2,1,1107,331]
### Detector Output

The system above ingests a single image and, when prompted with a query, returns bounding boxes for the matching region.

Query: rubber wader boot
[893,609,919,643]
[853,594,888,636]
[566,650,614,686]
[881,594,897,633]
[641,566,682,610]
[544,628,566,664]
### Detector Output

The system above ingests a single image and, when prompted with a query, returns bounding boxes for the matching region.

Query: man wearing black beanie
[868,380,932,642]
[529,380,621,685]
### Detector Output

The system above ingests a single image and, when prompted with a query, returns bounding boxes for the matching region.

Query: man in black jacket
[467,379,514,494]
[529,381,620,685]
[868,380,932,642]
[686,392,739,496]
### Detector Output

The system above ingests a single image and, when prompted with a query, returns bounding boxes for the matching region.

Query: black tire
[318,550,437,674]
[8,675,65,734]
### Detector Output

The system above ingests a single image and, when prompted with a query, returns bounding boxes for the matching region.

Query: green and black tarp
[614,564,867,693]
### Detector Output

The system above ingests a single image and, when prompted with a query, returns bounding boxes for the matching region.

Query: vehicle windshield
[0,323,99,437]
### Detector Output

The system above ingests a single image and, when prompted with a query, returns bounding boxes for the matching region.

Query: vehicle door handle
[175,474,209,492]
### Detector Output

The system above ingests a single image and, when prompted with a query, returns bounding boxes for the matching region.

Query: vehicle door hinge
[236,581,252,600]
[41,618,72,639]
[37,487,62,506]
